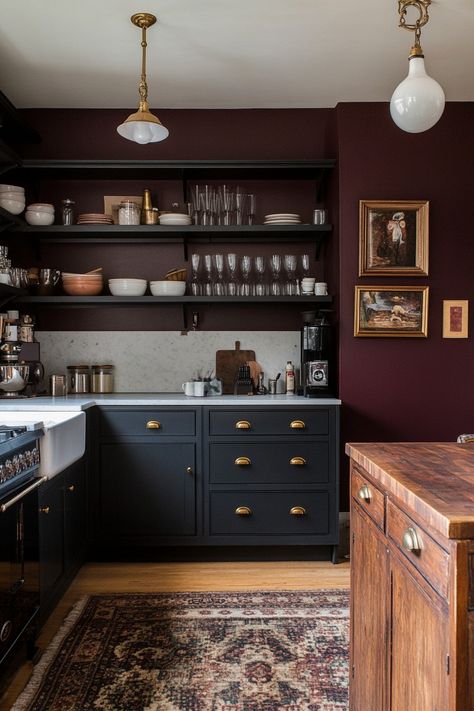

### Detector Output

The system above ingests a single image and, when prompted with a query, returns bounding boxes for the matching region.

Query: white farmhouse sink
[0,411,86,478]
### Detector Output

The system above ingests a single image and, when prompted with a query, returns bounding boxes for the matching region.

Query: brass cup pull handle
[235,506,252,516]
[235,420,251,430]
[357,484,371,502]
[290,506,306,516]
[235,456,251,466]
[39,506,50,514]
[290,420,305,430]
[146,421,161,430]
[290,456,306,466]
[402,527,422,552]
[67,485,75,492]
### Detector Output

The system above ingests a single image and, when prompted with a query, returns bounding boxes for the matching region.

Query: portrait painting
[354,286,429,337]
[359,200,429,276]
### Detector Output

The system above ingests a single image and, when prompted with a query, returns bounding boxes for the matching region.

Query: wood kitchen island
[346,441,474,711]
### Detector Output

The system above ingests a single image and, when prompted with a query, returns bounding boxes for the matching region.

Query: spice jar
[118,201,140,225]
[91,364,114,393]
[61,198,76,225]
[67,365,90,394]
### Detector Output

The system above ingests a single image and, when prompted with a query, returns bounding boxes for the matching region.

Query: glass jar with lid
[61,198,76,225]
[67,365,90,394]
[118,201,140,225]
[91,364,114,393]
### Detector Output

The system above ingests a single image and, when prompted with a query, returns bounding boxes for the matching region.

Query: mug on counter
[182,381,208,397]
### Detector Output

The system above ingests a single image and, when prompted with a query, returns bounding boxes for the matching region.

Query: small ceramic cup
[315,282,328,295]
[182,381,195,396]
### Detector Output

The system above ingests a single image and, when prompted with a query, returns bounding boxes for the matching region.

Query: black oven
[0,427,45,666]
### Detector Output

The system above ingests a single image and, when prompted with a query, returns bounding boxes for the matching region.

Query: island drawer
[209,491,330,536]
[100,409,196,437]
[209,441,329,484]
[351,464,385,530]
[208,409,329,436]
[386,500,449,599]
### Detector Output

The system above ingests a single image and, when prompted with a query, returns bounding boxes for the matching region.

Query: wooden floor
[0,560,350,710]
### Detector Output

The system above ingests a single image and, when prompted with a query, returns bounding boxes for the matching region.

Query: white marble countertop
[0,393,341,412]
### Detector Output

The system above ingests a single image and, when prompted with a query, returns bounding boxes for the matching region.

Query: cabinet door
[64,460,86,573]
[391,554,449,711]
[350,504,390,711]
[38,475,64,606]
[99,442,196,538]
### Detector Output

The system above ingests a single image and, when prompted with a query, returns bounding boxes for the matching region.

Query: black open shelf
[14,294,333,307]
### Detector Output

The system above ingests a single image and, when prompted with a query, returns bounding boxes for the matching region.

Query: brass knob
[146,420,161,429]
[290,420,305,430]
[235,506,252,516]
[186,467,193,474]
[357,484,371,502]
[290,456,306,466]
[235,456,251,466]
[235,420,251,430]
[402,527,422,552]
[290,506,306,516]
[67,485,75,492]
[39,506,50,514]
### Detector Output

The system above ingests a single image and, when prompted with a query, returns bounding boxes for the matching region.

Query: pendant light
[390,0,445,133]
[117,12,169,144]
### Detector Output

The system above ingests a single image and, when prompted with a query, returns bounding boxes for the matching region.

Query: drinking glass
[240,255,252,296]
[226,253,238,296]
[235,188,247,226]
[190,253,201,295]
[199,186,215,226]
[270,254,282,295]
[254,256,266,296]
[190,185,201,225]
[284,254,297,295]
[203,254,213,296]
[218,185,235,226]
[300,254,310,279]
[213,254,226,295]
[247,194,257,225]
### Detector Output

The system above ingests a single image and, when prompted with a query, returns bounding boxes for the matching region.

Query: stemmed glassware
[301,254,310,280]
[203,254,213,296]
[240,255,252,296]
[270,254,282,295]
[226,253,238,295]
[247,194,257,225]
[284,254,297,295]
[190,253,201,295]
[254,256,266,296]
[235,188,247,226]
[213,254,226,295]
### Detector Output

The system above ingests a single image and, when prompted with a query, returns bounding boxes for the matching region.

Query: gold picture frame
[359,200,429,276]
[443,300,468,338]
[354,286,429,337]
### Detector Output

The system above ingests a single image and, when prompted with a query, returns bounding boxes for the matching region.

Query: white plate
[265,213,300,219]
[264,220,302,225]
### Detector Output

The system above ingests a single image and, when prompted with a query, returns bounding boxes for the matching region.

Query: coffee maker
[0,313,44,397]
[300,310,334,397]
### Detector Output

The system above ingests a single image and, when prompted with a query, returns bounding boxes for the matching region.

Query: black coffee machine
[300,310,333,397]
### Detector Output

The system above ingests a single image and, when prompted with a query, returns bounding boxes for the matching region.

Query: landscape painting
[354,286,429,337]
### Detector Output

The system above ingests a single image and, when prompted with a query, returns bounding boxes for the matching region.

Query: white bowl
[0,184,25,193]
[150,280,186,296]
[108,278,147,284]
[108,279,147,296]
[0,198,25,215]
[26,203,55,214]
[25,210,55,226]
[0,190,24,199]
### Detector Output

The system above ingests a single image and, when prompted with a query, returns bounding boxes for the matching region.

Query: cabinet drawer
[351,465,385,530]
[209,441,329,484]
[210,491,329,535]
[386,500,449,599]
[209,409,329,436]
[100,409,196,437]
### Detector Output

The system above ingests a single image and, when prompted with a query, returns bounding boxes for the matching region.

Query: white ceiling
[0,0,473,109]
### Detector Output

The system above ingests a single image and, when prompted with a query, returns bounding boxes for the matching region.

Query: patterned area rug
[12,590,349,711]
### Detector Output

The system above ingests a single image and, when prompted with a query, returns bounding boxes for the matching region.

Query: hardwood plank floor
[0,560,350,710]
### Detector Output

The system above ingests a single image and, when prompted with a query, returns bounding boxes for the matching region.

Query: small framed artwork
[359,200,429,276]
[443,300,468,338]
[354,286,429,337]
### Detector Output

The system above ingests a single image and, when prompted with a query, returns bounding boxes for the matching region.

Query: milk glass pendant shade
[390,0,445,133]
[117,12,169,145]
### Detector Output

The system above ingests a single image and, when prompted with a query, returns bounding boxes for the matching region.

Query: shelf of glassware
[14,295,333,307]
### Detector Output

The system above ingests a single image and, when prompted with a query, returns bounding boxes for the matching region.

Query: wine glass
[203,254,213,296]
[240,255,252,296]
[247,194,257,225]
[284,254,297,295]
[226,253,238,296]
[301,254,310,279]
[270,254,282,295]
[254,256,266,296]
[213,254,226,295]
[190,253,201,295]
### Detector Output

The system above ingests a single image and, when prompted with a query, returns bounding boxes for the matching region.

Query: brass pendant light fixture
[117,12,169,144]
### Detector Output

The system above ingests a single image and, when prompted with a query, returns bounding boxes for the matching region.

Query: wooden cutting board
[216,340,256,394]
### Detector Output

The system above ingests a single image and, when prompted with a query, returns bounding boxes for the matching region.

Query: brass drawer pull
[290,506,306,516]
[67,485,75,492]
[146,420,161,429]
[290,420,305,430]
[357,484,371,502]
[39,506,50,515]
[235,506,252,516]
[290,456,306,466]
[402,527,422,552]
[235,420,251,430]
[235,456,251,466]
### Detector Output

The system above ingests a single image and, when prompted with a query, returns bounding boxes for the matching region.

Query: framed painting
[354,286,429,337]
[443,300,468,338]
[359,200,429,276]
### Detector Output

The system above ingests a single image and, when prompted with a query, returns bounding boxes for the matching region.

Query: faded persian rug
[12,590,349,711]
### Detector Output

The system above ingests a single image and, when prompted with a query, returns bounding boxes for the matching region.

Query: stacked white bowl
[0,184,25,215]
[150,280,186,296]
[108,278,147,296]
[25,203,55,226]
[159,213,192,226]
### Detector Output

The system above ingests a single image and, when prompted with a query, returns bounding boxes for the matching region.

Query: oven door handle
[0,476,47,513]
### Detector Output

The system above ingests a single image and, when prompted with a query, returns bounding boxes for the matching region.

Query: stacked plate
[264,213,302,225]
[159,213,192,226]
[77,213,114,225]
[0,184,25,215]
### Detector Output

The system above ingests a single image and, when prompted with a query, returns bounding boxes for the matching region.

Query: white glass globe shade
[390,56,445,133]
[117,119,169,144]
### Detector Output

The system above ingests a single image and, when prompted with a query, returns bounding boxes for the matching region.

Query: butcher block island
[346,442,474,711]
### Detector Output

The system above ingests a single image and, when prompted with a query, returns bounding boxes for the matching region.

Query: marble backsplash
[36,331,300,393]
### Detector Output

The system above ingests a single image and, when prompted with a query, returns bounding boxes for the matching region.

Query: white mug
[182,381,195,396]
[193,381,206,397]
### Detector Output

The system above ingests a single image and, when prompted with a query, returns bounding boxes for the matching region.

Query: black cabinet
[63,460,86,573]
